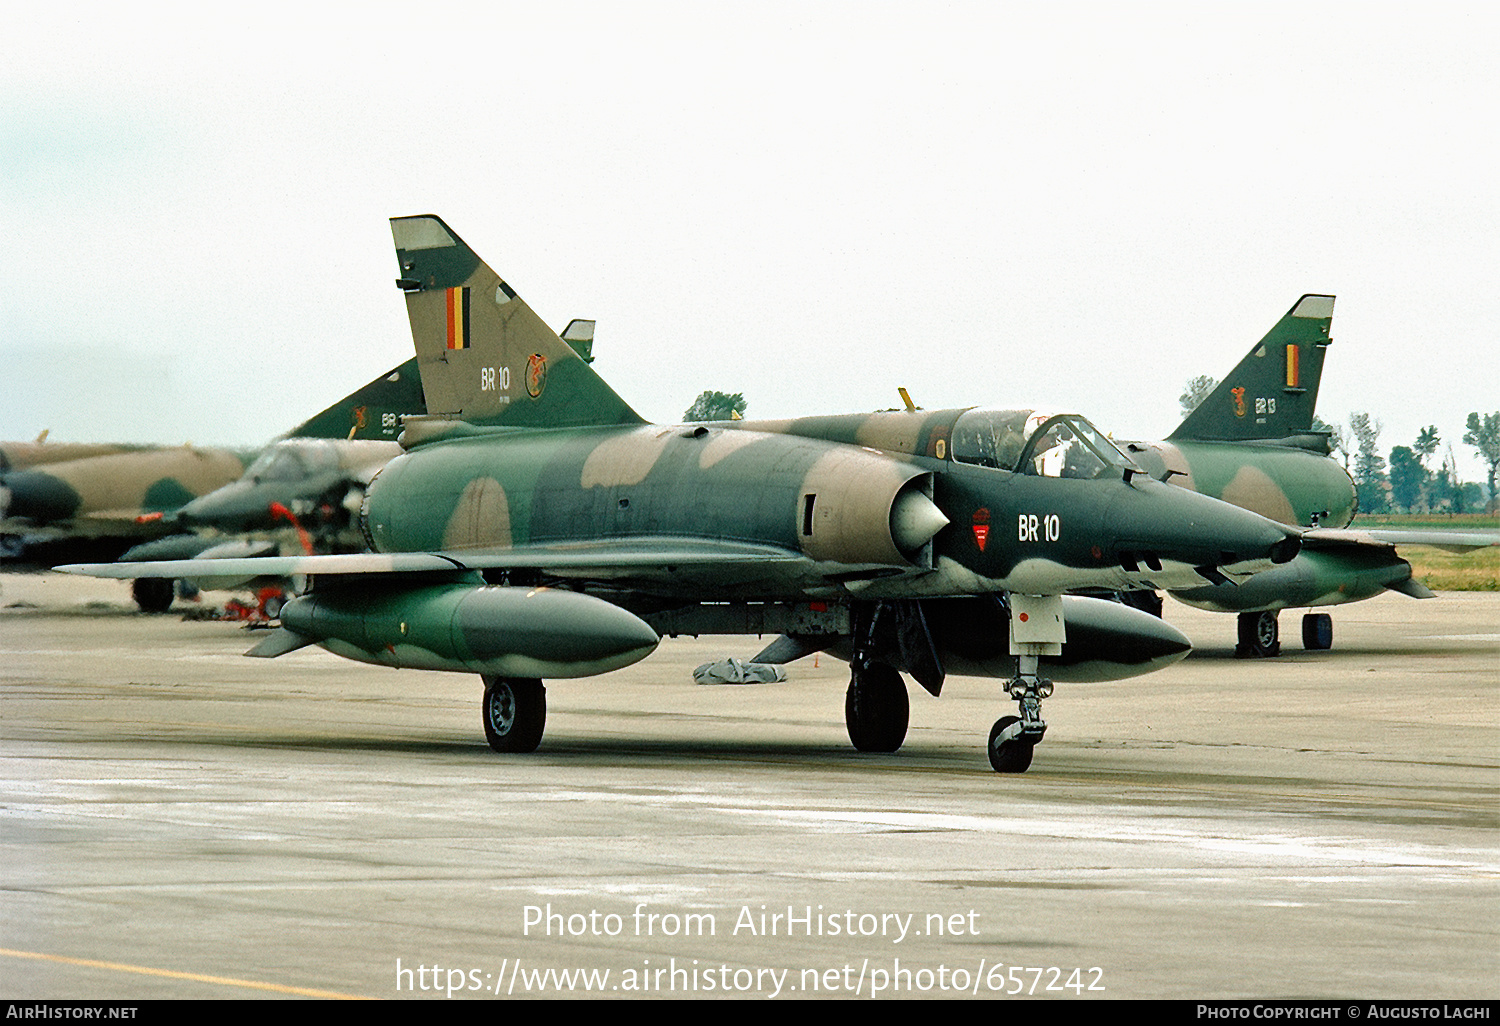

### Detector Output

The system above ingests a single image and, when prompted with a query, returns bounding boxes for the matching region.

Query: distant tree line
[683,390,748,422]
[1180,379,1498,514]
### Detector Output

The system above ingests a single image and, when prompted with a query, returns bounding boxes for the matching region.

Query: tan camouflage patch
[442,476,512,550]
[696,429,764,469]
[580,428,675,488]
[1221,465,1297,526]
[0,441,135,471]
[731,417,796,436]
[1150,442,1196,492]
[333,440,403,473]
[58,447,245,512]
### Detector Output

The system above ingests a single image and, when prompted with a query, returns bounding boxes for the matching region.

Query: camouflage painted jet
[1117,296,1499,656]
[117,359,430,611]
[0,434,149,473]
[0,440,253,566]
[122,326,600,613]
[0,359,426,571]
[165,331,594,541]
[65,216,1305,773]
[167,360,426,537]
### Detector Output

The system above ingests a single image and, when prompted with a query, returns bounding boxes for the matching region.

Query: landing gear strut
[843,602,911,753]
[988,594,1063,773]
[481,676,546,753]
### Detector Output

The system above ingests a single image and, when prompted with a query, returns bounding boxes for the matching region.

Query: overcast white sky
[3,2,1496,482]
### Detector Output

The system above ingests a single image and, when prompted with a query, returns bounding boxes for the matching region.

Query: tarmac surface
[1,571,1496,1000]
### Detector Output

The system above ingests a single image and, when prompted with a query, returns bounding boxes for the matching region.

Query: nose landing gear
[989,594,1064,773]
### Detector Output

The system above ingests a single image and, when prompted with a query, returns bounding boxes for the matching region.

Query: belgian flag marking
[446,287,471,350]
[1285,344,1300,388]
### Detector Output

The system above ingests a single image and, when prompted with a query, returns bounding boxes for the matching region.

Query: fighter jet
[168,336,605,541]
[1118,295,1499,656]
[0,440,253,566]
[116,359,429,611]
[0,360,422,573]
[0,434,147,473]
[64,216,1304,772]
[167,359,426,538]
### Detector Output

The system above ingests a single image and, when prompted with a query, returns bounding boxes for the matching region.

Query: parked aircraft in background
[0,434,148,472]
[1118,295,1497,655]
[1,439,252,567]
[118,359,428,612]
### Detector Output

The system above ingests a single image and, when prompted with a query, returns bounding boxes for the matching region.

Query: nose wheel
[988,717,1034,773]
[989,655,1051,773]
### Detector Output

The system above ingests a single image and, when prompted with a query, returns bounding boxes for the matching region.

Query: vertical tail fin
[389,216,643,428]
[1169,295,1334,443]
[285,358,427,440]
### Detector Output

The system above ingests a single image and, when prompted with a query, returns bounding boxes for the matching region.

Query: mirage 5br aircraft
[65,216,1303,772]
[102,358,429,612]
[1116,295,1499,657]
[1,357,427,600]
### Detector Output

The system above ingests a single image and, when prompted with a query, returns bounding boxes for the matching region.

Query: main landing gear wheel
[481,676,546,753]
[1236,610,1281,658]
[988,715,1035,773]
[1302,612,1333,650]
[845,663,909,753]
[131,577,174,614]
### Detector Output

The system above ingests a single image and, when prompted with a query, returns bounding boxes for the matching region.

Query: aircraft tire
[131,577,174,614]
[481,676,546,753]
[844,664,909,753]
[988,716,1034,773]
[1302,612,1333,650]
[1236,611,1281,658]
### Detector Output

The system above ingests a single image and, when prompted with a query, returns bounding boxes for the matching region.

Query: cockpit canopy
[245,440,342,483]
[949,408,1136,480]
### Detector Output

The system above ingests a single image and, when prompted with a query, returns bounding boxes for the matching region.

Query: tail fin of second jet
[285,358,427,441]
[389,215,643,429]
[1169,294,1334,444]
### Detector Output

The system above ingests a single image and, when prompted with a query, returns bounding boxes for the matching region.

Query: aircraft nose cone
[1105,479,1298,574]
[459,587,662,667]
[176,484,260,530]
[0,470,80,523]
[175,492,222,525]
